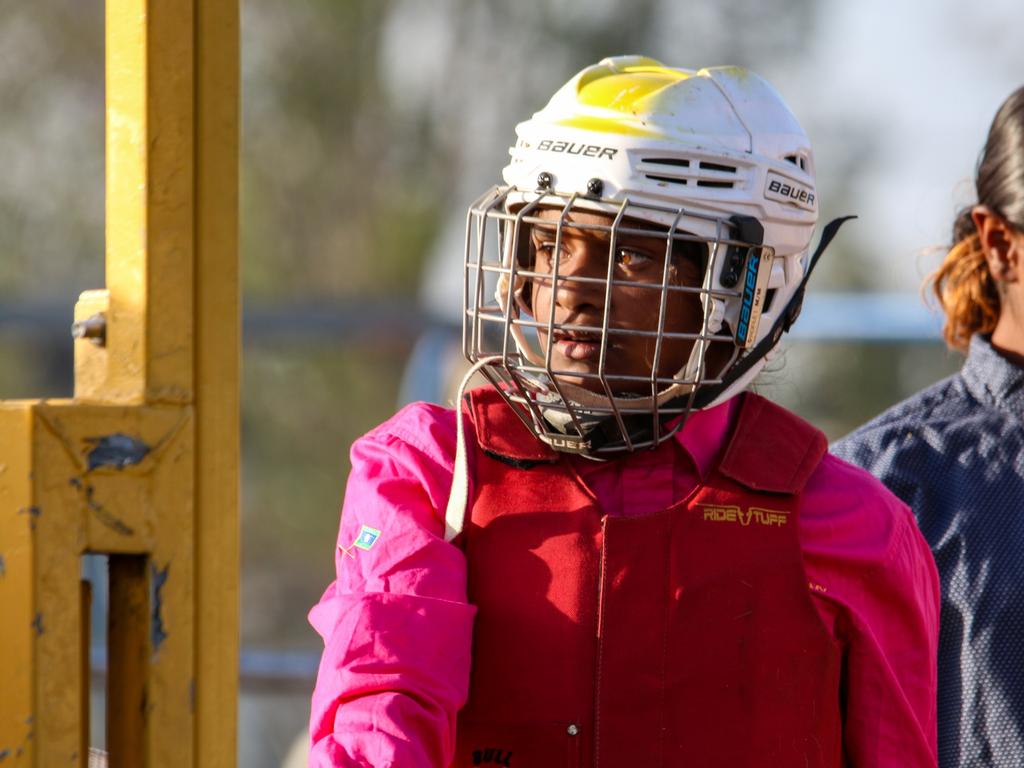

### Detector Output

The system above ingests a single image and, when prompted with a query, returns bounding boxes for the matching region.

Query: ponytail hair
[926,85,1024,351]
[928,209,999,351]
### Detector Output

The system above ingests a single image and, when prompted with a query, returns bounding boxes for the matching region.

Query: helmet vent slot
[784,154,807,170]
[645,158,691,167]
[641,157,690,185]
[696,160,737,189]
[698,161,736,173]
[646,174,688,185]
[639,158,739,188]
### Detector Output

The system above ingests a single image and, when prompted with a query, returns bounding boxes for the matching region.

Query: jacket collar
[961,334,1024,417]
[471,384,823,494]
[468,385,738,467]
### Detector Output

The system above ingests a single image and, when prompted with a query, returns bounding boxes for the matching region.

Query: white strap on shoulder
[443,356,502,543]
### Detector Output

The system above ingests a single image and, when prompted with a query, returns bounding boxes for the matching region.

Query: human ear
[972,206,1021,283]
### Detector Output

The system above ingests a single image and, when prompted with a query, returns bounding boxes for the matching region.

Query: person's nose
[553,239,607,313]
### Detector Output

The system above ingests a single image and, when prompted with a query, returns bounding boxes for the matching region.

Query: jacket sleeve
[308,406,476,767]
[803,455,940,767]
[840,502,941,767]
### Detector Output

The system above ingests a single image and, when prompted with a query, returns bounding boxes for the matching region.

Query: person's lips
[552,330,602,361]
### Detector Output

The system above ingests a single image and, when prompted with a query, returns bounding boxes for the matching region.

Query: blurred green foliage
[0,2,104,296]
[241,341,410,648]
[242,1,447,301]
[760,342,962,439]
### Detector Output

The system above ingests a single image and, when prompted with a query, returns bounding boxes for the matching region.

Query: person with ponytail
[834,85,1024,768]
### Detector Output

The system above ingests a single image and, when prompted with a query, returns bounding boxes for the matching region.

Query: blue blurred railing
[27,294,945,690]
[0,293,944,344]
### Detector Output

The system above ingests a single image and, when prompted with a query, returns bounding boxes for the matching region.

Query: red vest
[453,388,842,768]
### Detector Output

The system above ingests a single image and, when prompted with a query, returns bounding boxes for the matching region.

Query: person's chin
[546,357,602,393]
[548,358,643,396]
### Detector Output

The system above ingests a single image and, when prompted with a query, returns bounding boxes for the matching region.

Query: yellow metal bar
[30,407,89,765]
[193,0,241,763]
[105,0,195,405]
[0,404,36,765]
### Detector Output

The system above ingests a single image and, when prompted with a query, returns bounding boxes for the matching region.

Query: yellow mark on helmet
[554,115,660,138]
[577,68,690,113]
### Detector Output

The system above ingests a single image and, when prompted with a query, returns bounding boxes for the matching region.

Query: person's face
[525,207,712,395]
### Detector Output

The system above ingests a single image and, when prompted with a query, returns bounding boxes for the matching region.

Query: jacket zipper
[593,515,609,768]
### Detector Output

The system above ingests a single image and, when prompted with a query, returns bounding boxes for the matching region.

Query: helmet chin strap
[538,389,655,454]
[445,355,503,543]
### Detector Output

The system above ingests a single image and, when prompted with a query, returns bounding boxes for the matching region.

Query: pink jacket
[309,397,940,767]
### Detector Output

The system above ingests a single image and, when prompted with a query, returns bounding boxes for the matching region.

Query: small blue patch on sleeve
[353,525,381,551]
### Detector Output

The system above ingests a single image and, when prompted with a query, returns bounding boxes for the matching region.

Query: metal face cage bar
[463,186,773,456]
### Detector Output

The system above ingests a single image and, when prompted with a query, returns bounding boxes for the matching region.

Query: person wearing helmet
[309,57,939,767]
[834,86,1024,768]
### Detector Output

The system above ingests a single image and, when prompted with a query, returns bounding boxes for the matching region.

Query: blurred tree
[0,1,104,297]
[242,0,445,300]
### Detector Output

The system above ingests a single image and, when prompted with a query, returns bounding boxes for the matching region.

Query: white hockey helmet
[463,55,833,457]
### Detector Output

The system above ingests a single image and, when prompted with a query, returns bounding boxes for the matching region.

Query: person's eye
[533,241,567,269]
[615,248,654,270]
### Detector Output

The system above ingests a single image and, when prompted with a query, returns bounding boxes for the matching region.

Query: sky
[783,0,1024,290]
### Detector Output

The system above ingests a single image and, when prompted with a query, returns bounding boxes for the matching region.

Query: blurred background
[2,0,1022,765]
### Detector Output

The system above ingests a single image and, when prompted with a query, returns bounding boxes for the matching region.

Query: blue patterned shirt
[833,334,1024,768]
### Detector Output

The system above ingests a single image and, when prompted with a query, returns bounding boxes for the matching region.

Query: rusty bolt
[71,313,107,347]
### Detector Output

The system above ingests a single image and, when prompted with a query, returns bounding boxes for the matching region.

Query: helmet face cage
[464,185,775,457]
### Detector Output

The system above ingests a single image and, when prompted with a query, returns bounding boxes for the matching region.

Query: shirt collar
[961,334,1024,415]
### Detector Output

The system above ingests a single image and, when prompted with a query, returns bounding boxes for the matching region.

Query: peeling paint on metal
[85,433,150,470]
[0,748,9,760]
[17,505,41,531]
[150,561,169,652]
[0,555,5,577]
[69,477,135,536]
[88,503,134,536]
[32,612,43,636]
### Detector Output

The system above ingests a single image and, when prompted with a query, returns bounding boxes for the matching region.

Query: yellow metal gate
[0,1,240,764]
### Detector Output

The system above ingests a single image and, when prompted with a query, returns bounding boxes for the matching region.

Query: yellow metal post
[194,0,241,761]
[0,0,239,765]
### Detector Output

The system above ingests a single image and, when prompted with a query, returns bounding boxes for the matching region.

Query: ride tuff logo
[699,504,789,527]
